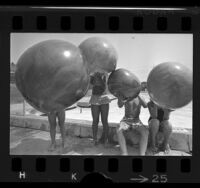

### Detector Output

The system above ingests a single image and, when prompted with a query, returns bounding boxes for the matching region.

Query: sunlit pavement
[10,126,191,156]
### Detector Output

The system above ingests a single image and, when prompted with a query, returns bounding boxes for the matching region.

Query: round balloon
[108,68,141,99]
[15,40,90,113]
[79,37,118,73]
[147,62,192,109]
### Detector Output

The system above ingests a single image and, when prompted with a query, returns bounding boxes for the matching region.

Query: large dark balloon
[79,37,118,73]
[147,62,192,109]
[15,40,90,113]
[108,68,141,99]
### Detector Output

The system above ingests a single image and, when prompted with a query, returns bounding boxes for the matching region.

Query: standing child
[116,92,149,155]
[47,109,66,151]
[89,71,111,146]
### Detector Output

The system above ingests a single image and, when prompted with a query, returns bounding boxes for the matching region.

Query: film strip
[0,6,200,183]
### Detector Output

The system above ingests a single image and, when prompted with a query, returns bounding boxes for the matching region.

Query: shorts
[89,94,110,105]
[118,117,144,131]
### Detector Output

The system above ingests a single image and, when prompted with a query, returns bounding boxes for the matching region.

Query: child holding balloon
[147,100,173,154]
[89,71,111,146]
[116,89,149,156]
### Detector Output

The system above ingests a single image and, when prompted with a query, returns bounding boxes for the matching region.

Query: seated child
[116,92,149,155]
[147,100,173,154]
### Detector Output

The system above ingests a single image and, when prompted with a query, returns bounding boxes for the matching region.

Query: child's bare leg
[58,109,66,148]
[149,119,159,152]
[116,122,128,155]
[91,105,100,145]
[136,126,149,155]
[160,120,172,153]
[47,112,57,151]
[100,103,109,145]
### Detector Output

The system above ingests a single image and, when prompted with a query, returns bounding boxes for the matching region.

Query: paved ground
[10,126,191,156]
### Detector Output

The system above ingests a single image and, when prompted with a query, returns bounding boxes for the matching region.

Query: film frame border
[0,7,199,183]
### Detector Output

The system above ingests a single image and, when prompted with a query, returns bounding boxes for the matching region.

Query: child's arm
[147,101,158,118]
[117,98,124,108]
[103,74,106,83]
[90,74,94,85]
[138,94,147,108]
[163,109,172,121]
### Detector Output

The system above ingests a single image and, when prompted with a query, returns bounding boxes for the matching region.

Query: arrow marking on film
[130,175,149,183]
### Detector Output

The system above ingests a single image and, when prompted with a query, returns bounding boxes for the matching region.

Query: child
[89,71,111,146]
[47,109,66,151]
[147,100,173,154]
[116,92,149,155]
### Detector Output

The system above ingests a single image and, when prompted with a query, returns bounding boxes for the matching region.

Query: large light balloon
[79,37,118,73]
[108,68,141,99]
[147,62,192,109]
[15,40,90,113]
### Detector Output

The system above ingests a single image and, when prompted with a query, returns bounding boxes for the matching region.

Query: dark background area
[1,3,200,183]
[0,0,199,6]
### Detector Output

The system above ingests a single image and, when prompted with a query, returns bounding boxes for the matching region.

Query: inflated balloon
[15,40,90,113]
[108,68,141,99]
[147,62,192,109]
[79,37,118,73]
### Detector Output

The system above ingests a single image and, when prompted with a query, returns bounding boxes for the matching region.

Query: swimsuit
[89,94,110,105]
[118,117,143,131]
[89,73,110,105]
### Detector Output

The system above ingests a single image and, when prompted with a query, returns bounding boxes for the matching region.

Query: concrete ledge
[10,115,192,153]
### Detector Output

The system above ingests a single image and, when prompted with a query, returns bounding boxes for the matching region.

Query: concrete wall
[10,115,192,153]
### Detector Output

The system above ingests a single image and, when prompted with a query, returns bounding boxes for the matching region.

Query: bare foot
[160,144,171,154]
[149,145,159,154]
[48,143,56,151]
[145,149,153,156]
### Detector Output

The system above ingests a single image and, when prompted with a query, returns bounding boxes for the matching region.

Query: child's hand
[121,98,128,103]
[119,122,129,131]
[117,94,125,108]
[117,93,126,103]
